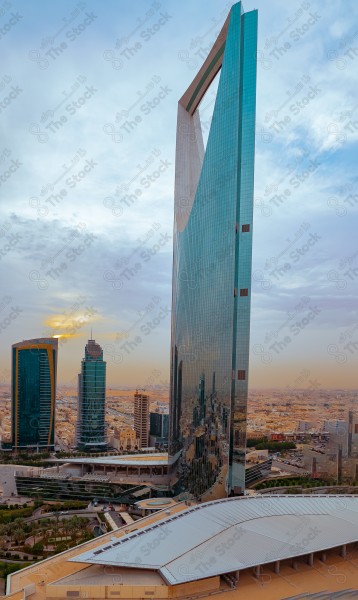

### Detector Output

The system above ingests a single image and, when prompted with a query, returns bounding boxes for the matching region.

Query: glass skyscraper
[76,338,107,450]
[11,338,58,450]
[169,2,257,497]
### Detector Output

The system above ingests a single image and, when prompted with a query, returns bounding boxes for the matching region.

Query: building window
[242,224,250,232]
[234,288,238,297]
[240,288,248,296]
[355,424,358,434]
[238,370,246,380]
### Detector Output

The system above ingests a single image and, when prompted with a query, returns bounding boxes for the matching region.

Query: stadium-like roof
[71,495,358,585]
[62,453,169,467]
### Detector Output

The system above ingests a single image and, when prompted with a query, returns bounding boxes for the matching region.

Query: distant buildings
[297,421,317,433]
[109,426,140,452]
[11,338,58,450]
[76,338,107,451]
[134,392,149,448]
[302,411,358,482]
[169,1,258,496]
[322,420,348,436]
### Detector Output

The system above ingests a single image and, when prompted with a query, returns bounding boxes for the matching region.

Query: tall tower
[76,338,107,451]
[169,2,258,497]
[11,338,58,450]
[134,392,149,448]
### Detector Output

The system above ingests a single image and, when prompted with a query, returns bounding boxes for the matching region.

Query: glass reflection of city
[169,1,258,497]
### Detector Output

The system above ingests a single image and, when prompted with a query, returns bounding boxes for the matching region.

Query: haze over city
[1,0,357,389]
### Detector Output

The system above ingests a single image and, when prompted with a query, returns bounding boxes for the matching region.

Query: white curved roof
[63,453,168,466]
[71,495,358,585]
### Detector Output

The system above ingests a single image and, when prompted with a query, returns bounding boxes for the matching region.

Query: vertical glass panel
[169,2,257,498]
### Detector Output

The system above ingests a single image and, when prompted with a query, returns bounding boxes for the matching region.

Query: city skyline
[1,0,358,390]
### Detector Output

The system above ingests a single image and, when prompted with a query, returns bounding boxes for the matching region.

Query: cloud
[1,0,357,388]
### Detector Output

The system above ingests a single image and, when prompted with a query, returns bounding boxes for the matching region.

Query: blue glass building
[11,338,58,449]
[76,338,107,450]
[169,2,257,497]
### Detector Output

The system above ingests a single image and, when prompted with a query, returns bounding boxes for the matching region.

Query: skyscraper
[169,2,257,497]
[12,337,58,450]
[134,392,149,448]
[149,411,169,447]
[76,338,107,451]
[150,412,169,438]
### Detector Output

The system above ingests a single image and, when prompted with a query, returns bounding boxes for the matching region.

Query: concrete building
[15,453,170,503]
[169,1,258,497]
[134,392,149,448]
[109,427,140,452]
[11,337,58,450]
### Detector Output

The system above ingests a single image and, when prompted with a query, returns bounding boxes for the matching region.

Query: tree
[13,527,25,545]
[0,537,7,554]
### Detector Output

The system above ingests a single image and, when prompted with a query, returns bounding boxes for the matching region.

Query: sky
[0,0,357,390]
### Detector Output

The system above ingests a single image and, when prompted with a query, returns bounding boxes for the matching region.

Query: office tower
[134,392,149,448]
[11,337,58,449]
[76,338,107,451]
[149,412,169,447]
[169,1,257,497]
[150,412,169,438]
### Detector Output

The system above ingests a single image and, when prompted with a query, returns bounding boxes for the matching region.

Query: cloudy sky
[1,0,357,390]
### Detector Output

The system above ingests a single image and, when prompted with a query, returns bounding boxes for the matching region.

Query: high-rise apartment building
[169,1,257,497]
[134,392,149,448]
[76,338,106,450]
[11,337,58,449]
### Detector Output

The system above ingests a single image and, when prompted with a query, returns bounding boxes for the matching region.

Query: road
[0,465,19,498]
[25,509,97,523]
[272,459,309,475]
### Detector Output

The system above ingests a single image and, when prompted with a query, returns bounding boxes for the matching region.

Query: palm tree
[70,516,83,543]
[0,536,7,554]
[7,522,18,547]
[0,524,8,541]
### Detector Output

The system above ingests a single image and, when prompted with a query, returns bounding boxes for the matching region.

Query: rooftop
[71,495,358,585]
[62,453,168,466]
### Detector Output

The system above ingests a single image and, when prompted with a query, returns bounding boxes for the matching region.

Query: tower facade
[12,338,58,449]
[169,2,257,497]
[150,412,169,438]
[134,392,149,448]
[76,339,106,450]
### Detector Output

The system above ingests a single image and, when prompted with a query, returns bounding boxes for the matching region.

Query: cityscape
[1,1,358,599]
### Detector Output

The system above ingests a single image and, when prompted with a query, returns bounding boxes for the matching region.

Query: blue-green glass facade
[11,338,58,449]
[169,2,257,497]
[76,339,107,450]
